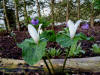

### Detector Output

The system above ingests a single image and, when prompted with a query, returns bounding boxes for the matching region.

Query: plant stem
[42,58,52,75]
[62,55,68,72]
[46,53,55,74]
[62,50,69,72]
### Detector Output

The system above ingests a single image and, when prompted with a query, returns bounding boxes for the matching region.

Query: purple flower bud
[31,18,39,25]
[81,23,89,29]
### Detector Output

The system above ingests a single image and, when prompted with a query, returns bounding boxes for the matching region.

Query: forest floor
[0,22,100,75]
[0,22,100,59]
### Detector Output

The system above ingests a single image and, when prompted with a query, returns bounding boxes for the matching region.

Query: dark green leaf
[18,38,47,65]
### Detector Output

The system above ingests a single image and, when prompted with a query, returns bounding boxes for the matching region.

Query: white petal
[38,24,42,30]
[67,20,76,38]
[67,20,82,39]
[39,29,43,34]
[38,24,43,34]
[28,24,39,44]
[74,20,82,31]
[67,20,75,27]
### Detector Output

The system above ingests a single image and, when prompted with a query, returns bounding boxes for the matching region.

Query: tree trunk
[14,0,20,31]
[23,0,29,25]
[50,0,55,31]
[3,0,11,32]
[66,0,69,22]
[3,15,8,32]
[90,3,94,28]
[77,0,80,20]
[36,0,41,17]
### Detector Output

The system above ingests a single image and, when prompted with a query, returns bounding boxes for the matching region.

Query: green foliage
[56,34,73,48]
[68,42,85,57]
[92,44,100,54]
[47,48,62,57]
[76,32,94,41]
[56,33,82,48]
[93,0,100,9]
[40,30,56,42]
[37,17,52,28]
[58,28,69,35]
[56,31,92,57]
[18,38,47,65]
[0,28,5,32]
[56,31,94,48]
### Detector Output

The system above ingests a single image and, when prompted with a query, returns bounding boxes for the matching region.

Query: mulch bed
[0,31,30,59]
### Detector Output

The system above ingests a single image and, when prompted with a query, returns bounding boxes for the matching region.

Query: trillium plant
[18,18,55,75]
[56,19,93,48]
[18,18,46,64]
[56,19,94,72]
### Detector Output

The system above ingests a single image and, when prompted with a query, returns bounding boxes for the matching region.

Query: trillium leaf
[56,33,83,48]
[56,34,73,48]
[75,33,87,40]
[17,38,35,49]
[76,33,94,41]
[18,38,47,65]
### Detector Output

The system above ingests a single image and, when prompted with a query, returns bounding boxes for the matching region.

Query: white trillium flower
[67,20,82,39]
[28,24,43,44]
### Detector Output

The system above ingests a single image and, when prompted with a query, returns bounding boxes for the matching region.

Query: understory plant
[40,30,56,42]
[91,44,100,54]
[18,24,47,65]
[56,20,94,71]
[47,48,62,58]
[18,20,55,74]
[18,19,94,75]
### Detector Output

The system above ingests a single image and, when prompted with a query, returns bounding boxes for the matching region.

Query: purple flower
[31,18,39,25]
[66,23,68,27]
[81,23,89,29]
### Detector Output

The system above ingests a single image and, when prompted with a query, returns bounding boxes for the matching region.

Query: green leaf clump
[47,48,62,57]
[68,42,85,57]
[40,30,56,42]
[38,17,52,28]
[93,0,100,9]
[92,44,100,54]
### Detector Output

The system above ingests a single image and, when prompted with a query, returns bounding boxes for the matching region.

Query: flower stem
[46,53,55,74]
[62,55,68,71]
[62,50,69,72]
[42,57,52,75]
